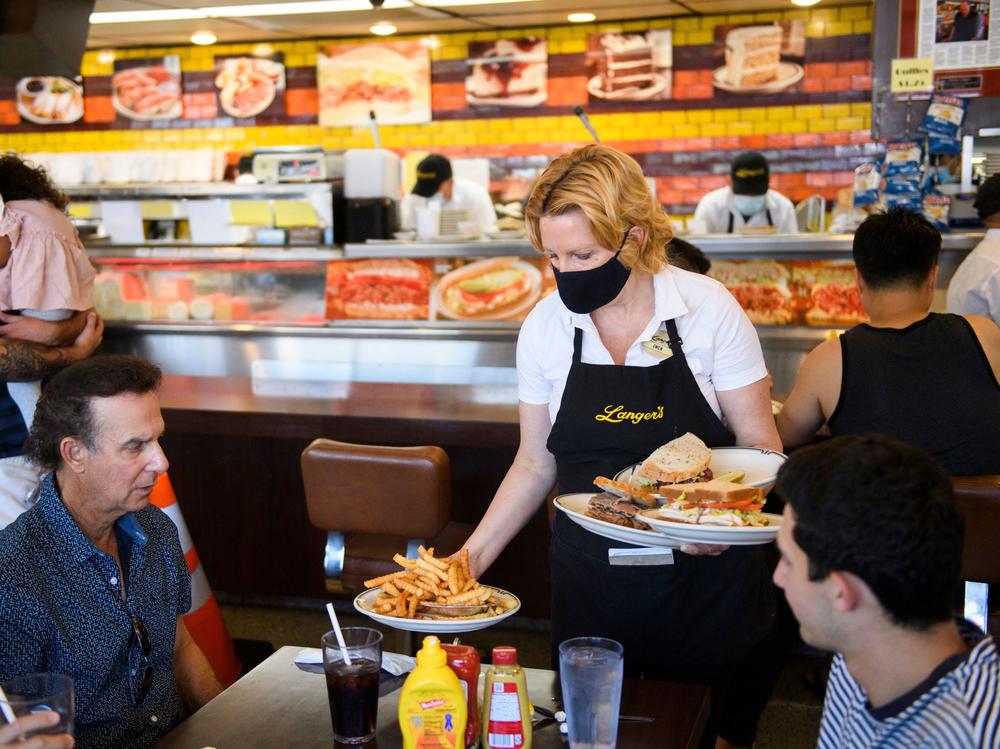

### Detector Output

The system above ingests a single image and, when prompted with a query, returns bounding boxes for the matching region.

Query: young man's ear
[59,437,88,474]
[827,570,863,614]
[854,268,867,294]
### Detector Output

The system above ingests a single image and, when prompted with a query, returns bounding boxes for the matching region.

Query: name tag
[641,329,674,360]
[608,547,674,566]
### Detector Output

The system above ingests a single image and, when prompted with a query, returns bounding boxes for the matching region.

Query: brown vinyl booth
[301,439,473,594]
[951,475,1000,636]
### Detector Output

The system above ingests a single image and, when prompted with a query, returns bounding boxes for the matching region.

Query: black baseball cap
[731,151,770,196]
[412,154,453,198]
[974,174,1000,221]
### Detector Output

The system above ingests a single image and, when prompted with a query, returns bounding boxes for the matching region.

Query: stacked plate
[439,208,469,237]
[984,152,1000,177]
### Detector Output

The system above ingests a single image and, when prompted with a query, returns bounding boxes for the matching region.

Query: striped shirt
[818,621,999,748]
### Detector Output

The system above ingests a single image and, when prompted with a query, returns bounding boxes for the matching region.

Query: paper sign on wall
[891,57,934,93]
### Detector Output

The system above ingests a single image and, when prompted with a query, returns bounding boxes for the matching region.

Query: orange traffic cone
[151,473,242,687]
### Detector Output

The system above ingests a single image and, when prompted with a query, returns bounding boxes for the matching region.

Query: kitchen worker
[461,145,781,749]
[947,174,1000,325]
[690,151,798,234]
[399,154,497,235]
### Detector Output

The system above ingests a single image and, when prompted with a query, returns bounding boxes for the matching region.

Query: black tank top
[828,313,1000,475]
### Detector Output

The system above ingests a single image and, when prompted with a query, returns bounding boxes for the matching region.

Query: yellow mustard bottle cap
[417,635,447,667]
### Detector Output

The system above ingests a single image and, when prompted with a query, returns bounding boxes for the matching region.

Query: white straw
[326,602,352,667]
[0,684,18,726]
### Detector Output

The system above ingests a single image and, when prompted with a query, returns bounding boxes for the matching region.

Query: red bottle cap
[492,646,518,665]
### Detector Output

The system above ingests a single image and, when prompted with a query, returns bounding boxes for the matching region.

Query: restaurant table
[155,646,709,749]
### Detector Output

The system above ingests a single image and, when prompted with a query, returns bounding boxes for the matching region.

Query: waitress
[689,151,797,234]
[462,145,781,749]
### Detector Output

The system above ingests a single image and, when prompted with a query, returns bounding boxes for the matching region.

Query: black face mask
[552,233,632,314]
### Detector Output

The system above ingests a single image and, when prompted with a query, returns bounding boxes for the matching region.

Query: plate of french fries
[353,547,521,634]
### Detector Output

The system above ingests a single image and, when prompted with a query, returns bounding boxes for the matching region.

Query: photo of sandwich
[16,76,84,124]
[709,260,795,325]
[466,37,548,108]
[325,258,433,321]
[318,42,431,127]
[112,57,183,121]
[792,261,869,326]
[712,21,805,94]
[434,257,542,321]
[214,55,285,118]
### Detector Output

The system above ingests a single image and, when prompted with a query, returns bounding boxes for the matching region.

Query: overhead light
[191,30,218,45]
[96,49,116,65]
[91,0,413,24]
[790,0,821,6]
[370,22,398,36]
[420,36,442,49]
[568,12,596,23]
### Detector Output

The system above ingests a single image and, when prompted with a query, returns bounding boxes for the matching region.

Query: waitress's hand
[678,543,729,556]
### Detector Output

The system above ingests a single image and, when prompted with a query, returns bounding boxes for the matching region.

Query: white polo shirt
[399,177,497,234]
[947,229,1000,326]
[517,265,768,425]
[690,186,798,234]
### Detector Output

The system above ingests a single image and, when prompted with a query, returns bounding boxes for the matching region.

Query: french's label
[595,404,664,425]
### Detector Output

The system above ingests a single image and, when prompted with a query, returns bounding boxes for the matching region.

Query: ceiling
[87,0,864,48]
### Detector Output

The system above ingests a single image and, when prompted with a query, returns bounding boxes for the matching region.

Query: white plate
[639,509,782,546]
[587,72,668,101]
[112,94,182,121]
[712,62,804,94]
[615,446,788,496]
[486,230,526,240]
[16,77,84,124]
[353,586,521,634]
[553,493,678,548]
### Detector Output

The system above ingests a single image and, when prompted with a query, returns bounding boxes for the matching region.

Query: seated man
[0,355,221,749]
[776,207,1000,475]
[774,435,999,747]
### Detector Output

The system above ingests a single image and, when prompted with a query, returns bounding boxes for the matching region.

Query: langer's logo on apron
[594,404,664,425]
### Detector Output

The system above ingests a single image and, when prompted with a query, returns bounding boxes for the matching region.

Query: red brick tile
[839,61,868,77]
[852,75,873,90]
[766,134,795,148]
[850,130,874,144]
[285,88,318,117]
[822,132,852,145]
[808,63,837,79]
[803,78,825,93]
[793,133,823,147]
[823,77,852,92]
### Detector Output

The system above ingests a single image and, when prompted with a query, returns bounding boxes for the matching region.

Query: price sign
[891,57,934,93]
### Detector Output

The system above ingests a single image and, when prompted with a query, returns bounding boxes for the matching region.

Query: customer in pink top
[0,154,97,525]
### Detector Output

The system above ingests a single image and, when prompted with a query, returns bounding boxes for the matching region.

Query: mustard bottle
[399,635,468,749]
[482,646,532,749]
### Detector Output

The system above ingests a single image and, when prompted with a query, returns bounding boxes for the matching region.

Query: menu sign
[214,53,286,119]
[15,76,84,124]
[112,56,183,121]
[317,41,431,127]
[711,21,805,95]
[586,31,673,102]
[466,37,548,108]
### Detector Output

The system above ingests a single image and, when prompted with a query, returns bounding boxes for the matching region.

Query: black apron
[727,207,773,233]
[547,319,775,674]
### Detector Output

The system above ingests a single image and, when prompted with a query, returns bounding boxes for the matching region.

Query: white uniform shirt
[947,229,1000,325]
[399,177,497,234]
[690,186,798,234]
[517,265,768,425]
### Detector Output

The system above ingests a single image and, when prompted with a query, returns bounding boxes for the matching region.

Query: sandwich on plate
[585,493,652,530]
[655,480,768,527]
[636,432,714,489]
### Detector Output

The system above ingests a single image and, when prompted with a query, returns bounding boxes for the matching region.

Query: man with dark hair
[947,0,985,42]
[690,151,797,234]
[948,174,1000,324]
[777,207,1000,474]
[667,237,712,275]
[0,355,221,749]
[399,153,497,235]
[0,311,103,527]
[773,435,999,747]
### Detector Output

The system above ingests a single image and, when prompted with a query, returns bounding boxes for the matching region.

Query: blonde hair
[525,144,672,275]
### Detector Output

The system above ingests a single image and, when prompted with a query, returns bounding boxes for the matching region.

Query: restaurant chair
[301,439,472,595]
[950,475,1000,637]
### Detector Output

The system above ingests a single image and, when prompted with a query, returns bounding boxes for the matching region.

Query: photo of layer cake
[712,21,804,94]
[586,31,672,102]
[465,37,547,108]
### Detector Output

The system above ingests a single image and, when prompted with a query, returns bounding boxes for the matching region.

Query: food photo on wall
[465,37,548,108]
[324,258,434,321]
[317,41,431,127]
[432,256,543,322]
[15,76,84,125]
[214,53,286,120]
[112,55,183,122]
[712,20,805,94]
[586,30,673,102]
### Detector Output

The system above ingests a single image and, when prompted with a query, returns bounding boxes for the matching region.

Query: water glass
[0,673,75,738]
[558,637,624,749]
[322,627,383,744]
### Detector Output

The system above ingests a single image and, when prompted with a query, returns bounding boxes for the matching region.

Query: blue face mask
[733,194,766,218]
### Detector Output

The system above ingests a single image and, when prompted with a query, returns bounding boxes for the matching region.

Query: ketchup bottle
[443,643,481,748]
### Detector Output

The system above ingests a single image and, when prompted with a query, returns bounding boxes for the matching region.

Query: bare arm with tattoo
[0,312,103,381]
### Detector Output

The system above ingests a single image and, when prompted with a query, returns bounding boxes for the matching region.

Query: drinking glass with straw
[321,604,383,744]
